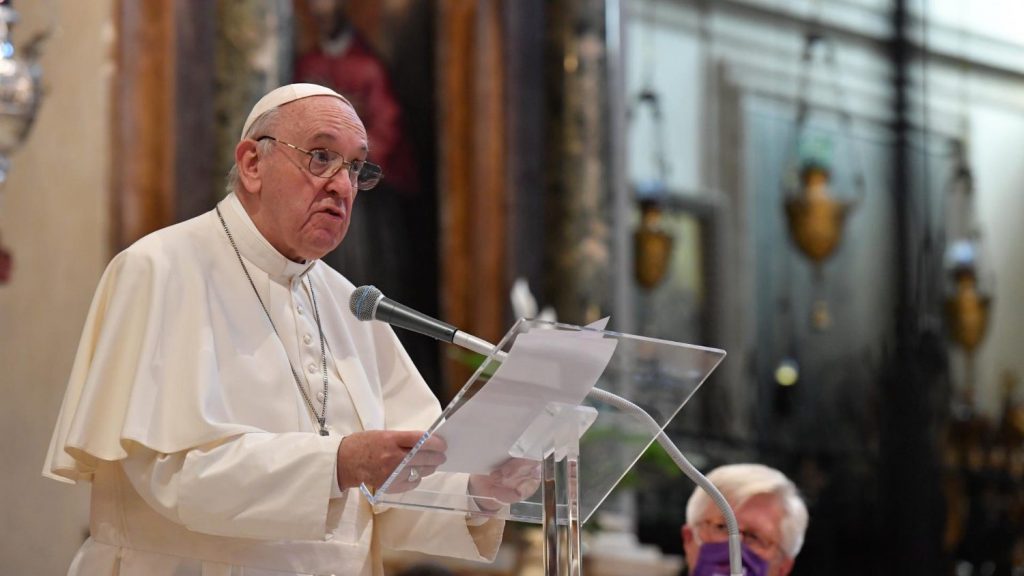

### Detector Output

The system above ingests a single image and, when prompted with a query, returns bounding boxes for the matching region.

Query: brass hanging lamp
[784,162,851,265]
[781,31,865,330]
[629,0,675,292]
[634,195,673,290]
[943,142,993,409]
[631,84,673,290]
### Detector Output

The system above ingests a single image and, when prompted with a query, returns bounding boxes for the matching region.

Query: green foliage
[616,438,682,490]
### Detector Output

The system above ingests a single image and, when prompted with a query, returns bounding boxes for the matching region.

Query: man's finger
[414,465,439,477]
[420,435,447,452]
[392,430,427,448]
[410,451,447,467]
[485,484,524,503]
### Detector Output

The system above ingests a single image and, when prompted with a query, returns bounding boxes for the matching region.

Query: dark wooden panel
[174,1,218,222]
[469,0,507,343]
[503,1,547,311]
[112,0,176,251]
[437,0,508,397]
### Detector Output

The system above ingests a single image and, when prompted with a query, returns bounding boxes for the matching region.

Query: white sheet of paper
[434,322,618,474]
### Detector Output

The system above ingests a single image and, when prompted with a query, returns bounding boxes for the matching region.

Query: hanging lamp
[781,31,866,330]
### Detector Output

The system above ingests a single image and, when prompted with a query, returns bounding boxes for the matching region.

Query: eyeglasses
[257,136,383,191]
[696,520,782,559]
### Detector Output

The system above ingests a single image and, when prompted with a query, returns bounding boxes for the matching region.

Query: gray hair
[225,106,282,195]
[685,463,809,559]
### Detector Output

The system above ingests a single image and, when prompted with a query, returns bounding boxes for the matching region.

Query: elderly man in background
[44,83,527,576]
[682,463,809,576]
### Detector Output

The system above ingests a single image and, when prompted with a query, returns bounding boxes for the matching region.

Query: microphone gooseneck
[587,387,743,575]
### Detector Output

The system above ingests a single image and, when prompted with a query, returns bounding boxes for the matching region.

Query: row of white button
[293,281,326,405]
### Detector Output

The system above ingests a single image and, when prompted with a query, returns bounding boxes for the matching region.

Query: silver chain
[216,206,330,436]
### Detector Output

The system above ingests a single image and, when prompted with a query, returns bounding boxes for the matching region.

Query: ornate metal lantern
[943,143,993,408]
[0,0,50,285]
[781,32,865,330]
[0,1,46,184]
[634,197,673,289]
[784,162,853,264]
[945,241,991,354]
[631,88,674,290]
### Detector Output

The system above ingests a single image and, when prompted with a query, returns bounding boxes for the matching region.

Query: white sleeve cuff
[330,434,346,499]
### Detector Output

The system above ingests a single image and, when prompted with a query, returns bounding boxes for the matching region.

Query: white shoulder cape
[44,197,431,483]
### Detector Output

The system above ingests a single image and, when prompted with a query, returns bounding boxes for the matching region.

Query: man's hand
[468,458,542,512]
[336,430,447,492]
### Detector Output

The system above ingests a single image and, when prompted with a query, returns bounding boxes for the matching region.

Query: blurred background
[1,0,1022,574]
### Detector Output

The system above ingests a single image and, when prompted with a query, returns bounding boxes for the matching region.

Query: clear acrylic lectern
[362,319,725,575]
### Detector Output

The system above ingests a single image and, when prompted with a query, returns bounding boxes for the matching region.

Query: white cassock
[44,193,503,576]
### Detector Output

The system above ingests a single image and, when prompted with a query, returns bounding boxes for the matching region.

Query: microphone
[349,285,498,357]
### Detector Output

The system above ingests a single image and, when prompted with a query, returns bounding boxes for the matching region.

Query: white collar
[218,193,316,281]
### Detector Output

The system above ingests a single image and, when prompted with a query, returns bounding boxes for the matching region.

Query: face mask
[691,540,769,576]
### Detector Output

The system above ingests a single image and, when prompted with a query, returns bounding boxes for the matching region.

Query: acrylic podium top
[363,318,725,526]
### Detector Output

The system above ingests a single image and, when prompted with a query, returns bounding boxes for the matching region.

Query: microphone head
[350,285,382,321]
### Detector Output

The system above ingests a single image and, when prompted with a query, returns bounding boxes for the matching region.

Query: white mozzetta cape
[44,194,501,575]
